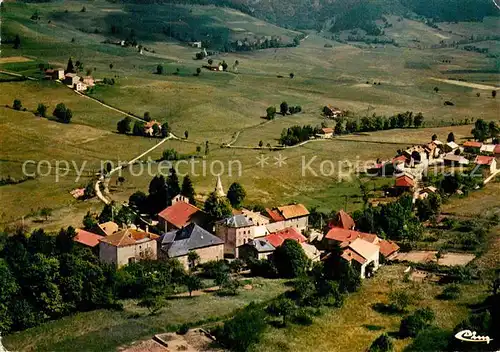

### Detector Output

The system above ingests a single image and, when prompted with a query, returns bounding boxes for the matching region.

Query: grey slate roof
[246,239,275,253]
[219,214,254,228]
[160,223,223,258]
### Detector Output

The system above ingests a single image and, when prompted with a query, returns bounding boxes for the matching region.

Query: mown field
[1,0,499,229]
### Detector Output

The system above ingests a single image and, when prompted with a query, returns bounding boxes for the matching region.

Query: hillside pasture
[255,264,487,352]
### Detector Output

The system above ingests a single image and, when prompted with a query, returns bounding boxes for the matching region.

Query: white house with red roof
[340,238,380,278]
[325,226,399,261]
[474,155,497,175]
[317,127,334,138]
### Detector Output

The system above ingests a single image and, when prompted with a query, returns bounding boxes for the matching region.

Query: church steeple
[215,176,225,197]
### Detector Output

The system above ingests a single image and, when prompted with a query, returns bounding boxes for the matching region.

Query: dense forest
[107,0,499,31]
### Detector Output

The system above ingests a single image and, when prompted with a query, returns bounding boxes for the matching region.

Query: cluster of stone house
[322,210,400,278]
[368,138,499,195]
[44,68,95,92]
[73,179,399,278]
[73,208,398,279]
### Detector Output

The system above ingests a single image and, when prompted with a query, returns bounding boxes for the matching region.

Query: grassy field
[255,264,488,352]
[3,278,287,352]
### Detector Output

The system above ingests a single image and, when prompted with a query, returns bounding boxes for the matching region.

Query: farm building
[63,73,80,86]
[322,105,344,118]
[474,155,497,174]
[44,68,65,80]
[317,127,334,138]
[265,203,309,232]
[239,238,275,261]
[463,141,482,153]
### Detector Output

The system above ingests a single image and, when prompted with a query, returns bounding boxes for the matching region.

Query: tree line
[11,99,73,123]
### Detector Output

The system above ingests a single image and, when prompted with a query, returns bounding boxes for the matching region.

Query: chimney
[145,225,149,233]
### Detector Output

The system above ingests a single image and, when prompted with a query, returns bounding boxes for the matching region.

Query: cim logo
[455,330,493,345]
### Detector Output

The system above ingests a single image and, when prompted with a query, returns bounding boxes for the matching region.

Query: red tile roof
[158,201,203,229]
[279,204,309,219]
[265,227,307,247]
[325,227,377,246]
[74,229,104,247]
[332,210,355,230]
[265,204,309,222]
[495,145,500,155]
[379,239,400,257]
[265,208,285,222]
[395,175,414,188]
[341,248,366,265]
[463,141,482,148]
[321,127,334,134]
[475,155,495,166]
[99,229,159,247]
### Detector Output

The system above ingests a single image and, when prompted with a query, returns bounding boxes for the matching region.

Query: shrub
[36,103,47,117]
[53,103,72,123]
[368,333,394,352]
[266,297,297,326]
[388,289,414,313]
[177,323,190,335]
[291,308,313,326]
[199,260,229,279]
[13,99,22,110]
[247,258,278,278]
[216,302,267,352]
[438,284,461,300]
[399,307,435,338]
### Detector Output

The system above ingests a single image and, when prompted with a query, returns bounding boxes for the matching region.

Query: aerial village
[71,122,499,279]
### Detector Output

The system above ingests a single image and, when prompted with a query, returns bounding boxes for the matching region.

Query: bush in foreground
[399,307,435,338]
[368,333,394,352]
[216,302,267,352]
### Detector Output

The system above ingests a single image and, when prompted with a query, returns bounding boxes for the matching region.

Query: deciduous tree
[117,117,132,134]
[273,239,310,278]
[280,101,288,116]
[53,103,72,123]
[13,99,22,111]
[227,182,246,209]
[203,192,232,221]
